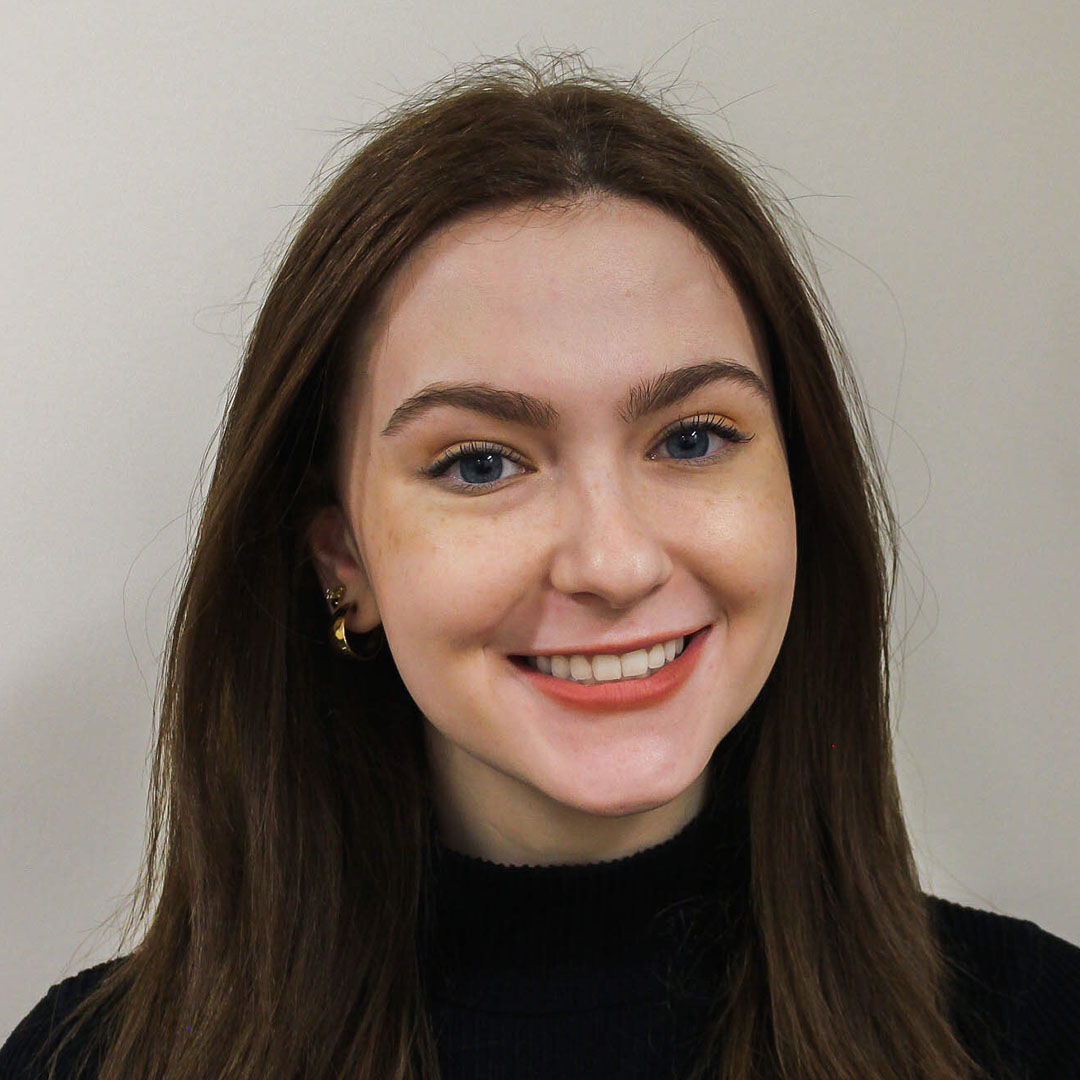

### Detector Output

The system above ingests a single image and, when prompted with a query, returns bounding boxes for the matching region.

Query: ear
[306,504,381,632]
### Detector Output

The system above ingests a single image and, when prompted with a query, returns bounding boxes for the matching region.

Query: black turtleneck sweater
[3,792,1079,1078]
[416,791,1080,1080]
[419,792,746,1080]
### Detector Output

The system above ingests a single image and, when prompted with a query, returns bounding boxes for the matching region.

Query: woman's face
[310,195,797,865]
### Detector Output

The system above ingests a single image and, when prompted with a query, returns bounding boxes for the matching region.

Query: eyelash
[420,413,754,495]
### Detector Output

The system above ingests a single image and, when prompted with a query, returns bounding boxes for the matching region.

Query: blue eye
[421,414,754,495]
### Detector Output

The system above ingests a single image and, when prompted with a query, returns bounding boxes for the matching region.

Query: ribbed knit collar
[419,746,751,1014]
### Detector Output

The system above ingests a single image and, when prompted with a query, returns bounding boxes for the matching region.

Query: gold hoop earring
[325,585,386,662]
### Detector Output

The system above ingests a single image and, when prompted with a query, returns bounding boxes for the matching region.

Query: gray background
[2,0,1077,1036]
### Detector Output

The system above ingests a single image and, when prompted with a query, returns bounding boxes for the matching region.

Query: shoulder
[925,893,1080,1077]
[0,958,126,1080]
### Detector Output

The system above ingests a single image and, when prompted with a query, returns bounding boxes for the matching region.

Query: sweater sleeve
[1015,913,1080,1077]
[928,895,1080,1079]
[0,961,119,1080]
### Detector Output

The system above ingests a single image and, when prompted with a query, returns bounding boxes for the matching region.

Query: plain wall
[2,0,1077,1037]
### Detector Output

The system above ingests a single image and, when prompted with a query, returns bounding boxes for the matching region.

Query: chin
[539,770,700,821]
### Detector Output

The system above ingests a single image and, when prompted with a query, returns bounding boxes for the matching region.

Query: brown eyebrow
[379,358,769,438]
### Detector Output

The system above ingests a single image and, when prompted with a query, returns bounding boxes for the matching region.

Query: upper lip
[510,625,708,659]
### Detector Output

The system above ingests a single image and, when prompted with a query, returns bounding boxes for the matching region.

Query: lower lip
[507,625,712,714]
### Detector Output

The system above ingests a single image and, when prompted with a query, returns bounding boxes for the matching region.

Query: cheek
[680,475,797,602]
[364,493,519,643]
[692,486,797,693]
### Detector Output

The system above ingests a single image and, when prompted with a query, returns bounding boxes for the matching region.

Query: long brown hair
[38,49,1016,1080]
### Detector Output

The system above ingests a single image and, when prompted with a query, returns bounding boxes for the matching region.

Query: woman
[2,53,1077,1080]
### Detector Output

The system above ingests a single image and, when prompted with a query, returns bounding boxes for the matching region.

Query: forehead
[351,196,769,419]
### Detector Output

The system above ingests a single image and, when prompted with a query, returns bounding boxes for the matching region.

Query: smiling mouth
[507,625,710,667]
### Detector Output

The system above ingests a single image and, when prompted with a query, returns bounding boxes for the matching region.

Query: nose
[546,466,672,608]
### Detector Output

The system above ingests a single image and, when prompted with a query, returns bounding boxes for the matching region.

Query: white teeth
[528,635,687,685]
